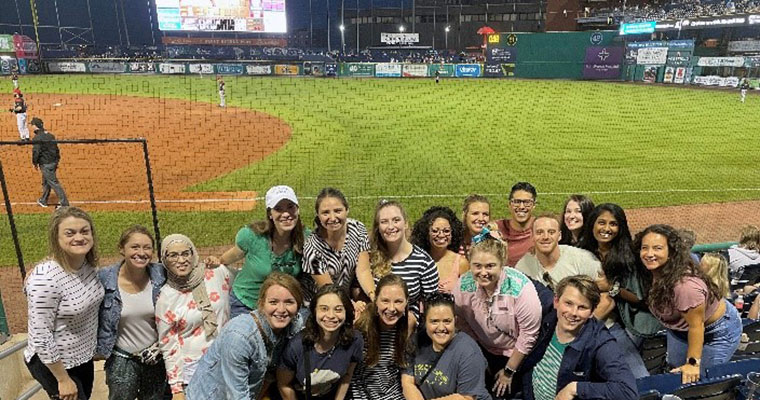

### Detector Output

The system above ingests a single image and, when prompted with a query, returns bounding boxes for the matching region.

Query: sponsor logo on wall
[455,64,481,77]
[402,64,428,77]
[188,64,214,74]
[158,63,187,74]
[375,63,402,77]
[215,64,244,74]
[693,75,740,87]
[128,63,156,73]
[488,47,517,63]
[246,65,272,75]
[47,62,87,73]
[697,57,745,67]
[274,64,299,75]
[89,62,127,73]
[637,48,668,65]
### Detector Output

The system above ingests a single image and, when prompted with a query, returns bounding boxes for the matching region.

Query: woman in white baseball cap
[206,185,310,318]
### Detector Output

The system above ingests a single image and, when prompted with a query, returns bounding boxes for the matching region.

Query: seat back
[641,333,668,375]
[705,359,760,380]
[672,374,742,400]
[639,389,661,400]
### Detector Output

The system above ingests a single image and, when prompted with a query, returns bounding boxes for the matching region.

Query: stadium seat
[640,389,661,400]
[671,374,742,400]
[705,359,760,381]
[640,333,668,375]
[731,341,760,361]
[743,321,760,343]
[637,373,683,397]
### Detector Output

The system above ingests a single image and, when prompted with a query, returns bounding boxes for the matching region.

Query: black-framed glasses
[509,199,536,207]
[166,250,192,262]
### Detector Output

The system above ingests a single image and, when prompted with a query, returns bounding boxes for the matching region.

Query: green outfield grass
[3,75,759,266]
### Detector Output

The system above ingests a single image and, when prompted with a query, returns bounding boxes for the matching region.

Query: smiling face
[270,199,300,234]
[315,293,346,334]
[640,232,669,272]
[317,196,348,234]
[469,250,502,293]
[425,304,456,351]
[464,201,490,236]
[57,217,94,260]
[554,286,593,337]
[429,217,453,250]
[533,217,561,256]
[375,284,407,328]
[378,205,407,245]
[262,284,299,333]
[120,232,153,270]
[564,200,584,233]
[509,190,536,224]
[164,242,193,278]
[593,210,619,246]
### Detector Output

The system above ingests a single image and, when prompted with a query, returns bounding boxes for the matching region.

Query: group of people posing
[24,182,748,400]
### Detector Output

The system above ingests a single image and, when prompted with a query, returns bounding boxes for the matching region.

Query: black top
[11,100,26,114]
[32,130,61,166]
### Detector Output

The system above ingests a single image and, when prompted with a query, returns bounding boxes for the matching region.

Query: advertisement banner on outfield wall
[0,35,13,52]
[13,35,37,58]
[745,56,760,67]
[215,64,244,74]
[693,75,740,87]
[584,47,623,64]
[428,64,455,77]
[341,63,374,77]
[627,39,695,49]
[663,66,675,83]
[47,62,87,73]
[697,57,745,67]
[246,65,272,75]
[0,58,13,74]
[375,63,402,77]
[674,67,686,84]
[487,47,517,63]
[402,64,428,77]
[325,63,338,77]
[26,59,40,73]
[728,40,760,52]
[642,66,658,83]
[484,63,503,77]
[636,48,668,65]
[583,63,621,79]
[274,64,299,75]
[188,64,214,74]
[666,52,691,67]
[128,63,155,73]
[455,64,482,77]
[88,62,127,73]
[158,63,187,74]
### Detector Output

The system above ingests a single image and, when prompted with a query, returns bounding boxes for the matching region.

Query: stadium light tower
[445,26,450,49]
[339,24,346,54]
[399,25,405,32]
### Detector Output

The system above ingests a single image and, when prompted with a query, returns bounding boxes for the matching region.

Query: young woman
[155,234,232,398]
[461,194,492,253]
[357,200,438,329]
[350,274,411,400]
[637,224,742,384]
[727,225,760,287]
[410,206,469,293]
[699,253,731,299]
[277,285,363,400]
[97,225,167,399]
[186,272,304,399]
[210,185,309,317]
[25,207,105,400]
[453,236,542,398]
[558,194,594,247]
[303,187,370,298]
[402,293,491,400]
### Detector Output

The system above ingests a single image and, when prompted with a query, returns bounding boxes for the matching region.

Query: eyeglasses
[429,228,452,237]
[166,250,192,262]
[510,199,535,207]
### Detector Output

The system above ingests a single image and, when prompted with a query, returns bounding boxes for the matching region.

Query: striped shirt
[350,328,404,400]
[303,218,370,292]
[24,260,105,369]
[532,332,570,400]
[374,245,439,319]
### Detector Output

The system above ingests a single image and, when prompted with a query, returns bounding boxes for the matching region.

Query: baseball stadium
[1,0,760,398]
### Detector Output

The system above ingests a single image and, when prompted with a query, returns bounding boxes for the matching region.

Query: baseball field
[1,75,759,269]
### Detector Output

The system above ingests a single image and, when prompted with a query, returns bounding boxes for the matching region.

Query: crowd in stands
[590,0,760,22]
[21,183,760,400]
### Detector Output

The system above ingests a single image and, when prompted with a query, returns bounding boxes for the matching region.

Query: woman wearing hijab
[155,234,232,399]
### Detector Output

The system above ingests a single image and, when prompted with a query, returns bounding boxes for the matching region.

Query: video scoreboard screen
[156,0,286,33]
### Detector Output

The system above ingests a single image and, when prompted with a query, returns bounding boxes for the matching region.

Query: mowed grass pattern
[2,75,758,265]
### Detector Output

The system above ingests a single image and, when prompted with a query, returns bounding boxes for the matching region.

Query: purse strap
[415,342,448,388]
[303,337,312,400]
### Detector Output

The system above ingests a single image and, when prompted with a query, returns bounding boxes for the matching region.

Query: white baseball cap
[265,185,299,209]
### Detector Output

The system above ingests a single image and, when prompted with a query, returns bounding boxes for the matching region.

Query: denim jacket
[96,260,166,358]
[186,309,304,400]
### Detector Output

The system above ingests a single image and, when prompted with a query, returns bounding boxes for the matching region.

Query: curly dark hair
[559,194,595,246]
[410,206,464,255]
[302,284,356,348]
[578,203,636,285]
[634,224,722,315]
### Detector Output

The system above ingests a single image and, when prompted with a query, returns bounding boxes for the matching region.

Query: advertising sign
[128,63,155,73]
[666,52,691,66]
[0,35,13,52]
[380,33,419,45]
[47,62,87,73]
[674,67,686,84]
[188,64,214,74]
[656,16,747,31]
[619,21,656,35]
[375,63,402,78]
[274,64,299,75]
[0,58,12,74]
[155,0,286,33]
[693,76,740,87]
[215,64,244,74]
[325,63,338,77]
[637,48,668,65]
[428,64,455,77]
[342,63,374,77]
[162,37,287,47]
[455,64,482,78]
[663,66,675,83]
[13,34,37,58]
[728,40,760,52]
[583,63,621,79]
[158,63,187,74]
[627,40,695,49]
[88,62,127,73]
[697,57,745,67]
[584,47,624,64]
[642,66,658,83]
[487,47,517,63]
[246,64,272,75]
[402,64,428,77]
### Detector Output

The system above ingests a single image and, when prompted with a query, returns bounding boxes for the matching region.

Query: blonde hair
[468,235,508,265]
[700,253,730,298]
[369,200,408,279]
[739,225,760,252]
[257,272,304,310]
[48,207,99,273]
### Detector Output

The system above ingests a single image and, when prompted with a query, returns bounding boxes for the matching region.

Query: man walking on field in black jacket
[31,117,69,208]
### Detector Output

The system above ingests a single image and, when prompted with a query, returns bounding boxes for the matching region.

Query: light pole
[399,25,405,32]
[339,24,346,54]
[445,26,450,50]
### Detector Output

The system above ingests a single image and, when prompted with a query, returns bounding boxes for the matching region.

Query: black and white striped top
[24,260,104,369]
[303,218,370,293]
[374,245,439,320]
[350,328,404,400]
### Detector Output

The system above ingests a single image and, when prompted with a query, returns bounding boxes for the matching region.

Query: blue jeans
[609,323,650,379]
[666,300,743,374]
[104,351,167,400]
[229,290,253,319]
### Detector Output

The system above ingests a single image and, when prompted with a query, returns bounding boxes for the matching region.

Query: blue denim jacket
[186,309,304,400]
[96,260,166,358]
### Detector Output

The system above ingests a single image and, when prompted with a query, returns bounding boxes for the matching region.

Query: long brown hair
[249,208,306,254]
[48,207,99,273]
[369,200,408,279]
[355,274,410,367]
[461,194,491,242]
[303,284,356,347]
[635,224,722,314]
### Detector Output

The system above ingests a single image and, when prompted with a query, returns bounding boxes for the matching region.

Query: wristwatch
[687,357,700,367]
[503,366,516,378]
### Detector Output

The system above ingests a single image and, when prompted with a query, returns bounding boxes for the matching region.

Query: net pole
[0,160,27,281]
[141,139,161,255]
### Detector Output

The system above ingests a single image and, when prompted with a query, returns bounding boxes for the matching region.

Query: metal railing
[0,338,43,400]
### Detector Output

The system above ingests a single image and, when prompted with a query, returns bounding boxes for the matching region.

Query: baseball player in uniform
[740,79,750,103]
[9,92,29,141]
[217,75,226,107]
[11,73,19,89]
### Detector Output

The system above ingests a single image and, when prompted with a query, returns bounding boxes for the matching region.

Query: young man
[31,117,70,208]
[516,213,602,290]
[741,79,750,103]
[495,182,537,266]
[9,92,29,141]
[522,276,637,400]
